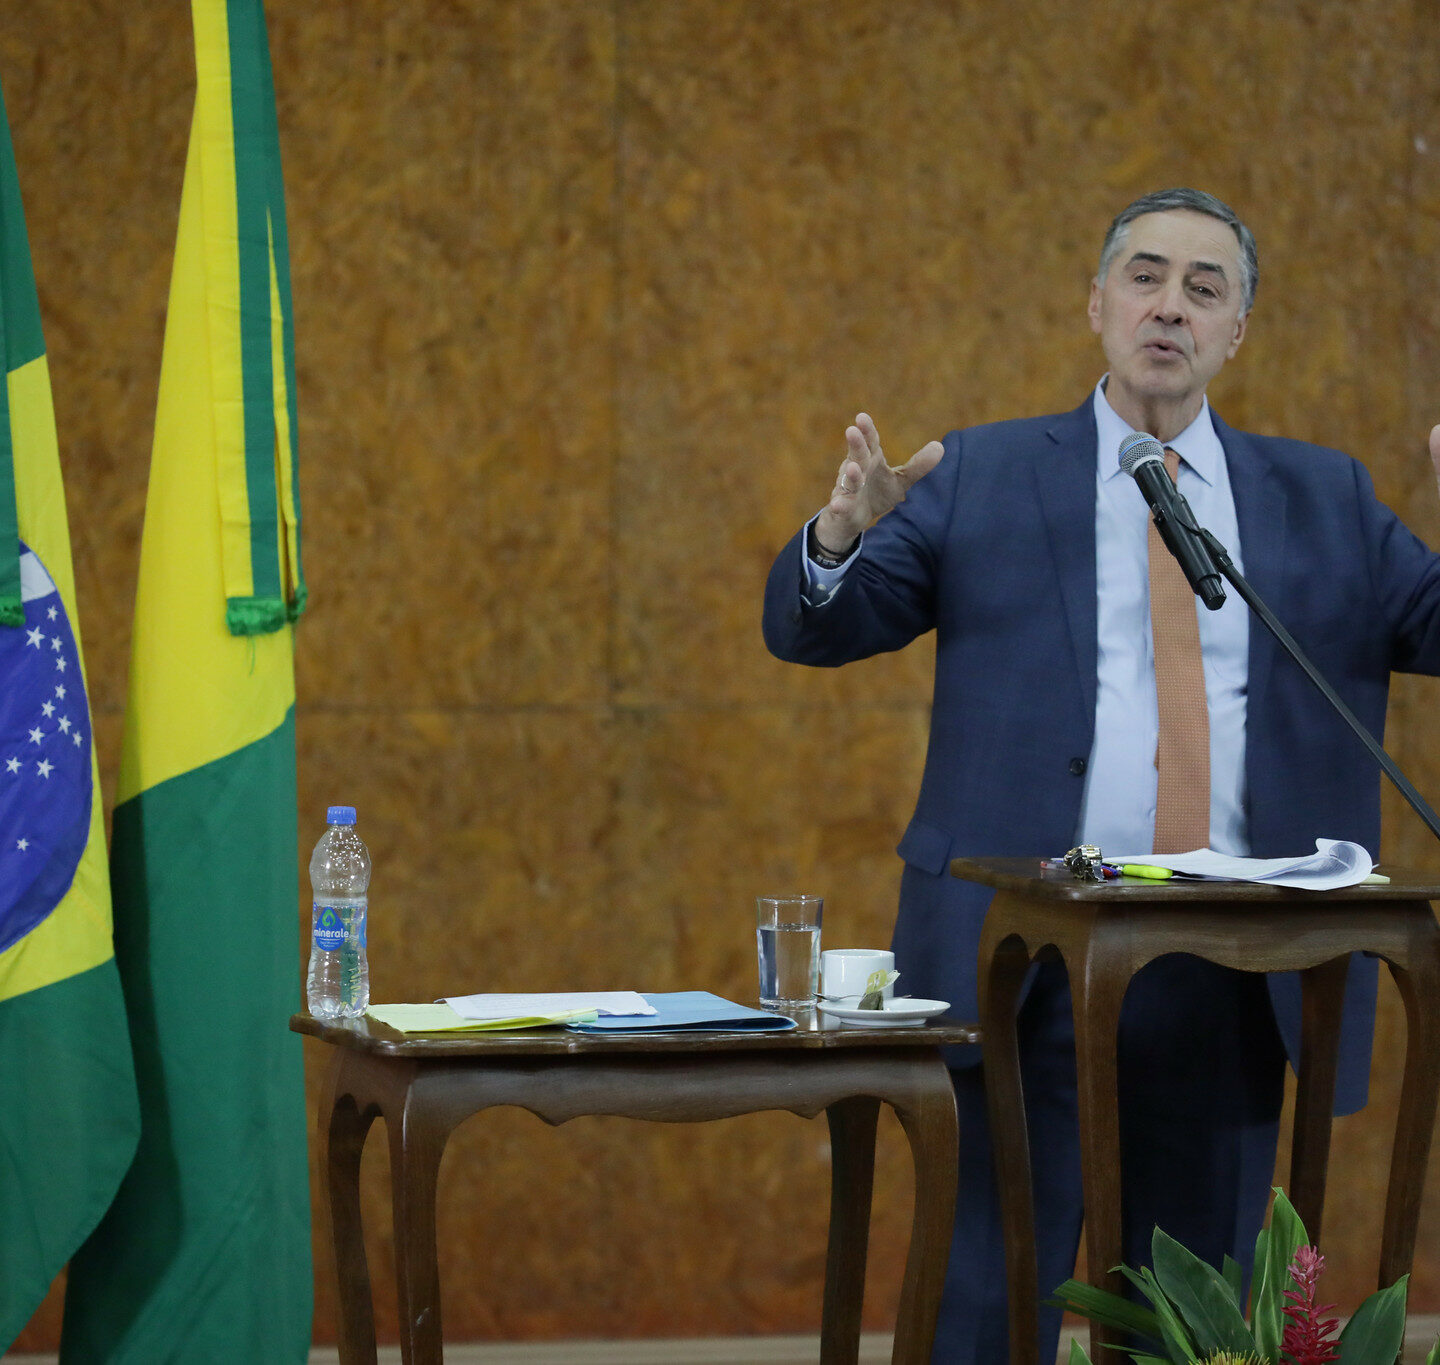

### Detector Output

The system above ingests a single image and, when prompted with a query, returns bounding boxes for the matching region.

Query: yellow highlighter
[1118,863,1174,880]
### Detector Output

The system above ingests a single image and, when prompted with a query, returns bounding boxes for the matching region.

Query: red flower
[1280,1245,1341,1365]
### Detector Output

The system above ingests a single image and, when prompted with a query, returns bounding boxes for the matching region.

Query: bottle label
[312,903,347,952]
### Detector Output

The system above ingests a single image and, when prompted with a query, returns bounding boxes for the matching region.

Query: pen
[1114,863,1174,880]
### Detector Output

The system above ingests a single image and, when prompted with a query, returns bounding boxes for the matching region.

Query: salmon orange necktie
[1149,447,1210,853]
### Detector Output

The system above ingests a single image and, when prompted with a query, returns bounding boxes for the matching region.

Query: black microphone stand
[1189,523,1440,843]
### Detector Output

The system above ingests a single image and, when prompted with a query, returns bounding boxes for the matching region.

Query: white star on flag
[54,657,66,672]
[16,838,28,852]
[36,760,52,779]
[28,727,42,745]
[26,626,42,648]
[42,701,54,717]
[58,716,71,733]
[5,758,18,774]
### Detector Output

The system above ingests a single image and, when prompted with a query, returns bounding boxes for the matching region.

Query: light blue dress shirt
[801,381,1251,856]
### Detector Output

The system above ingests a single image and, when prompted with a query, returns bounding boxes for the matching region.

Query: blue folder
[565,990,798,1033]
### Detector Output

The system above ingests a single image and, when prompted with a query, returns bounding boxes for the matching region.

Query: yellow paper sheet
[365,1003,598,1033]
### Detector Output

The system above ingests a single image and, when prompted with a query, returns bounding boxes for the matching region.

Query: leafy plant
[1050,1189,1436,1365]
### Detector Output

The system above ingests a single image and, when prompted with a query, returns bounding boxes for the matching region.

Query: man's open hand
[814,413,944,555]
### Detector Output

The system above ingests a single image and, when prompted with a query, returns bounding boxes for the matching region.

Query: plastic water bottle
[306,805,371,1019]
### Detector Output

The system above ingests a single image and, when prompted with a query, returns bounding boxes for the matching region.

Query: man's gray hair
[1097,188,1258,313]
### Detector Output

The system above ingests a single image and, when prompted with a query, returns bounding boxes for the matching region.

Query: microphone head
[1118,431,1165,476]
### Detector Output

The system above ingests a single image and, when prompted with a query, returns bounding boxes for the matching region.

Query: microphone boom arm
[1194,525,1440,843]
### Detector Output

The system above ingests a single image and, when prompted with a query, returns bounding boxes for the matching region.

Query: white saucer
[817,996,950,1027]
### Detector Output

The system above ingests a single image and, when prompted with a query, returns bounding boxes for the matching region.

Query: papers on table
[565,991,797,1033]
[367,993,655,1034]
[367,990,798,1036]
[366,1003,599,1033]
[444,991,656,1019]
[1107,838,1374,891]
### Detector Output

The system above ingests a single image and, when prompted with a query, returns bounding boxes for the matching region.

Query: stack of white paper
[1107,838,1374,891]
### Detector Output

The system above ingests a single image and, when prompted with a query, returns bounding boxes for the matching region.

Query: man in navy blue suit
[763,187,1440,1364]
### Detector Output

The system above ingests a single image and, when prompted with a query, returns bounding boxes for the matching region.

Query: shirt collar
[1091,377,1223,486]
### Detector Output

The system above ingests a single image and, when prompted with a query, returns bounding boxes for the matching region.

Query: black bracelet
[808,523,857,568]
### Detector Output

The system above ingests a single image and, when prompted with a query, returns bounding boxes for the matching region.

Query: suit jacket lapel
[1216,412,1286,712]
[1035,400,1099,719]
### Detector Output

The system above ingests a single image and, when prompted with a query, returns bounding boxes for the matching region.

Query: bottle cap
[326,805,357,825]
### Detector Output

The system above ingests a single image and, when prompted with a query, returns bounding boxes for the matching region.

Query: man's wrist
[808,521,858,568]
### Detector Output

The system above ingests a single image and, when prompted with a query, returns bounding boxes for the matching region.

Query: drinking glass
[755,894,823,1007]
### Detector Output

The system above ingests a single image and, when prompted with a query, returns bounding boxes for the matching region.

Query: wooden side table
[959,858,1440,1365]
[292,1008,979,1365]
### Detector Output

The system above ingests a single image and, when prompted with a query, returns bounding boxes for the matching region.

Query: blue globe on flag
[0,543,91,953]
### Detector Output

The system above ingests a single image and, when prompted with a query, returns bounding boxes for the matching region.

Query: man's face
[1088,209,1249,425]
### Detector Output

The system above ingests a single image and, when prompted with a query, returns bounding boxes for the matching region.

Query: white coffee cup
[820,948,896,1001]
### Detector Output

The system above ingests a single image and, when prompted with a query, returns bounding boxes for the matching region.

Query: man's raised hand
[814,413,944,555]
[1431,423,1440,505]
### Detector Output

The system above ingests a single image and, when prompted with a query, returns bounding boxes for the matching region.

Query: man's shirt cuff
[800,513,860,606]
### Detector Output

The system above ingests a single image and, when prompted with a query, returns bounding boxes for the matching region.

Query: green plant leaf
[1253,1224,1269,1276]
[1119,1264,1162,1305]
[1061,1327,1173,1365]
[1337,1275,1408,1365]
[1221,1254,1243,1306]
[1425,1329,1440,1365]
[1251,1189,1308,1362]
[1249,1225,1272,1358]
[1048,1279,1161,1342]
[1150,1227,1257,1358]
[1135,1266,1198,1365]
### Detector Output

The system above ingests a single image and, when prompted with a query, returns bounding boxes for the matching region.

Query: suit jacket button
[1068,757,1087,776]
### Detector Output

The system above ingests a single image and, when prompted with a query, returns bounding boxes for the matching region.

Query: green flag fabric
[0,69,140,1352]
[60,2,312,1359]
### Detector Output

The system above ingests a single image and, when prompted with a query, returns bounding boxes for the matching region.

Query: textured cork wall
[6,0,1440,1352]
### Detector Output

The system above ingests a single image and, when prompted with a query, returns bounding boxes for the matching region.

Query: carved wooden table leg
[319,1052,381,1365]
[389,1066,477,1365]
[1067,923,1133,1363]
[979,912,1043,1365]
[1290,956,1348,1242]
[822,1095,881,1365]
[888,1055,960,1365]
[1379,922,1440,1290]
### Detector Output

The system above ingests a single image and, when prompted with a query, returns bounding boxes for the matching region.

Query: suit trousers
[930,949,1288,1365]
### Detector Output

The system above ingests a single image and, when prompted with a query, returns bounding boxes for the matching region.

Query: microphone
[1119,432,1226,611]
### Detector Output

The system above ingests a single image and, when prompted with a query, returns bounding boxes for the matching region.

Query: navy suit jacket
[763,397,1440,1111]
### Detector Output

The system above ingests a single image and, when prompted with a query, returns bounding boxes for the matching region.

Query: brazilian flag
[61,2,311,1360]
[0,71,140,1353]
